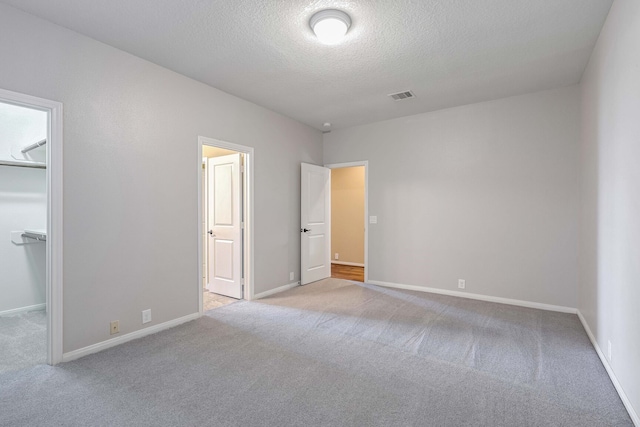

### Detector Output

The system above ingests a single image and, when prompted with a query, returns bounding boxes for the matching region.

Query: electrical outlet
[142,309,152,324]
[608,340,612,361]
[335,253,339,260]
[458,279,466,289]
[289,272,294,281]
[110,320,119,335]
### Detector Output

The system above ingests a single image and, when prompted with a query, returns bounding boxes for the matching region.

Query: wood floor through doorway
[331,264,364,282]
[203,291,237,311]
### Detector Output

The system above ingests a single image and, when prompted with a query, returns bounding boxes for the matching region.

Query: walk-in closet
[0,100,47,373]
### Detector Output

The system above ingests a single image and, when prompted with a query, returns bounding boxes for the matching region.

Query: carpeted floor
[0,279,632,426]
[0,310,46,375]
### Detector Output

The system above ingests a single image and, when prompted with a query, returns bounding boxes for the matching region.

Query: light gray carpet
[0,279,632,426]
[0,310,46,374]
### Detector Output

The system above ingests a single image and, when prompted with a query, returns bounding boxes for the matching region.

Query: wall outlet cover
[110,320,119,335]
[142,309,152,324]
[458,279,466,289]
[289,272,294,281]
[335,253,339,260]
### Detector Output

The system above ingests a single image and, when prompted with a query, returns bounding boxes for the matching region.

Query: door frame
[0,87,64,365]
[324,161,369,283]
[197,136,254,313]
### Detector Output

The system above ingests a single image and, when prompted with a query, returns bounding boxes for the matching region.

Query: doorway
[329,165,366,282]
[198,137,254,313]
[0,88,63,369]
[300,161,368,285]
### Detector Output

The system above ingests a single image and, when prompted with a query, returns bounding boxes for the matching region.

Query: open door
[207,153,243,299]
[301,163,331,285]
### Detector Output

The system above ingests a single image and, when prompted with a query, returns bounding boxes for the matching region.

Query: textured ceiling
[1,0,612,130]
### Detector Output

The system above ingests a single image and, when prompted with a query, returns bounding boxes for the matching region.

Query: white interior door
[207,153,242,299]
[301,163,331,285]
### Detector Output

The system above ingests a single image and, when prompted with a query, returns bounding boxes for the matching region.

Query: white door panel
[301,163,331,285]
[308,172,327,223]
[207,153,242,299]
[214,164,233,225]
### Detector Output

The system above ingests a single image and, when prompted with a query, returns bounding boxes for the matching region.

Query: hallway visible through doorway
[329,165,366,283]
[201,144,243,310]
[199,136,255,310]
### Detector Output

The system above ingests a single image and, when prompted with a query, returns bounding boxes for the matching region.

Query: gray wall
[0,4,322,353]
[580,0,640,417]
[324,86,580,308]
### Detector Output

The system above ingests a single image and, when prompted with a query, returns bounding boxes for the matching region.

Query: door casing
[325,161,369,283]
[197,137,254,313]
[0,87,64,365]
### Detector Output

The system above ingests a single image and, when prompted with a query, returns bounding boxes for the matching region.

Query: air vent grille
[389,90,415,101]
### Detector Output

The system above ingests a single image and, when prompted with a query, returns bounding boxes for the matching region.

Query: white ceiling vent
[388,90,415,101]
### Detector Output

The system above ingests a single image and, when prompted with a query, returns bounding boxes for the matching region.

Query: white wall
[0,102,47,313]
[579,0,640,420]
[324,86,580,308]
[0,4,322,353]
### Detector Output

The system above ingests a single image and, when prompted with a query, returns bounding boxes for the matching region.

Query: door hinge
[241,164,245,173]
[241,221,245,229]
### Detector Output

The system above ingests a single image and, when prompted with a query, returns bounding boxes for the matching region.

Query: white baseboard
[0,303,46,316]
[367,280,577,314]
[62,312,201,363]
[577,311,639,426]
[331,261,365,267]
[253,281,300,300]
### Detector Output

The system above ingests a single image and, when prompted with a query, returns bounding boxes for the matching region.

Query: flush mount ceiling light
[310,9,352,44]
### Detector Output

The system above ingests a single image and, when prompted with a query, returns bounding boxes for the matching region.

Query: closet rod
[21,138,47,153]
[0,159,46,169]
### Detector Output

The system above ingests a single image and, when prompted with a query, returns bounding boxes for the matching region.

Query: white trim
[577,311,639,426]
[367,280,577,314]
[198,137,255,313]
[253,281,300,300]
[0,87,64,366]
[0,303,46,316]
[331,261,365,267]
[324,161,369,283]
[62,312,201,363]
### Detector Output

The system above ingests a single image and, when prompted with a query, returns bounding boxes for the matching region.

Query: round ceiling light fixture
[310,9,352,44]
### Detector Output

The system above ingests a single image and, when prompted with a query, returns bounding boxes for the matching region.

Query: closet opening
[0,88,63,369]
[198,137,254,313]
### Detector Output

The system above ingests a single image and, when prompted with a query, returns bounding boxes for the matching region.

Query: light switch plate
[369,216,377,224]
